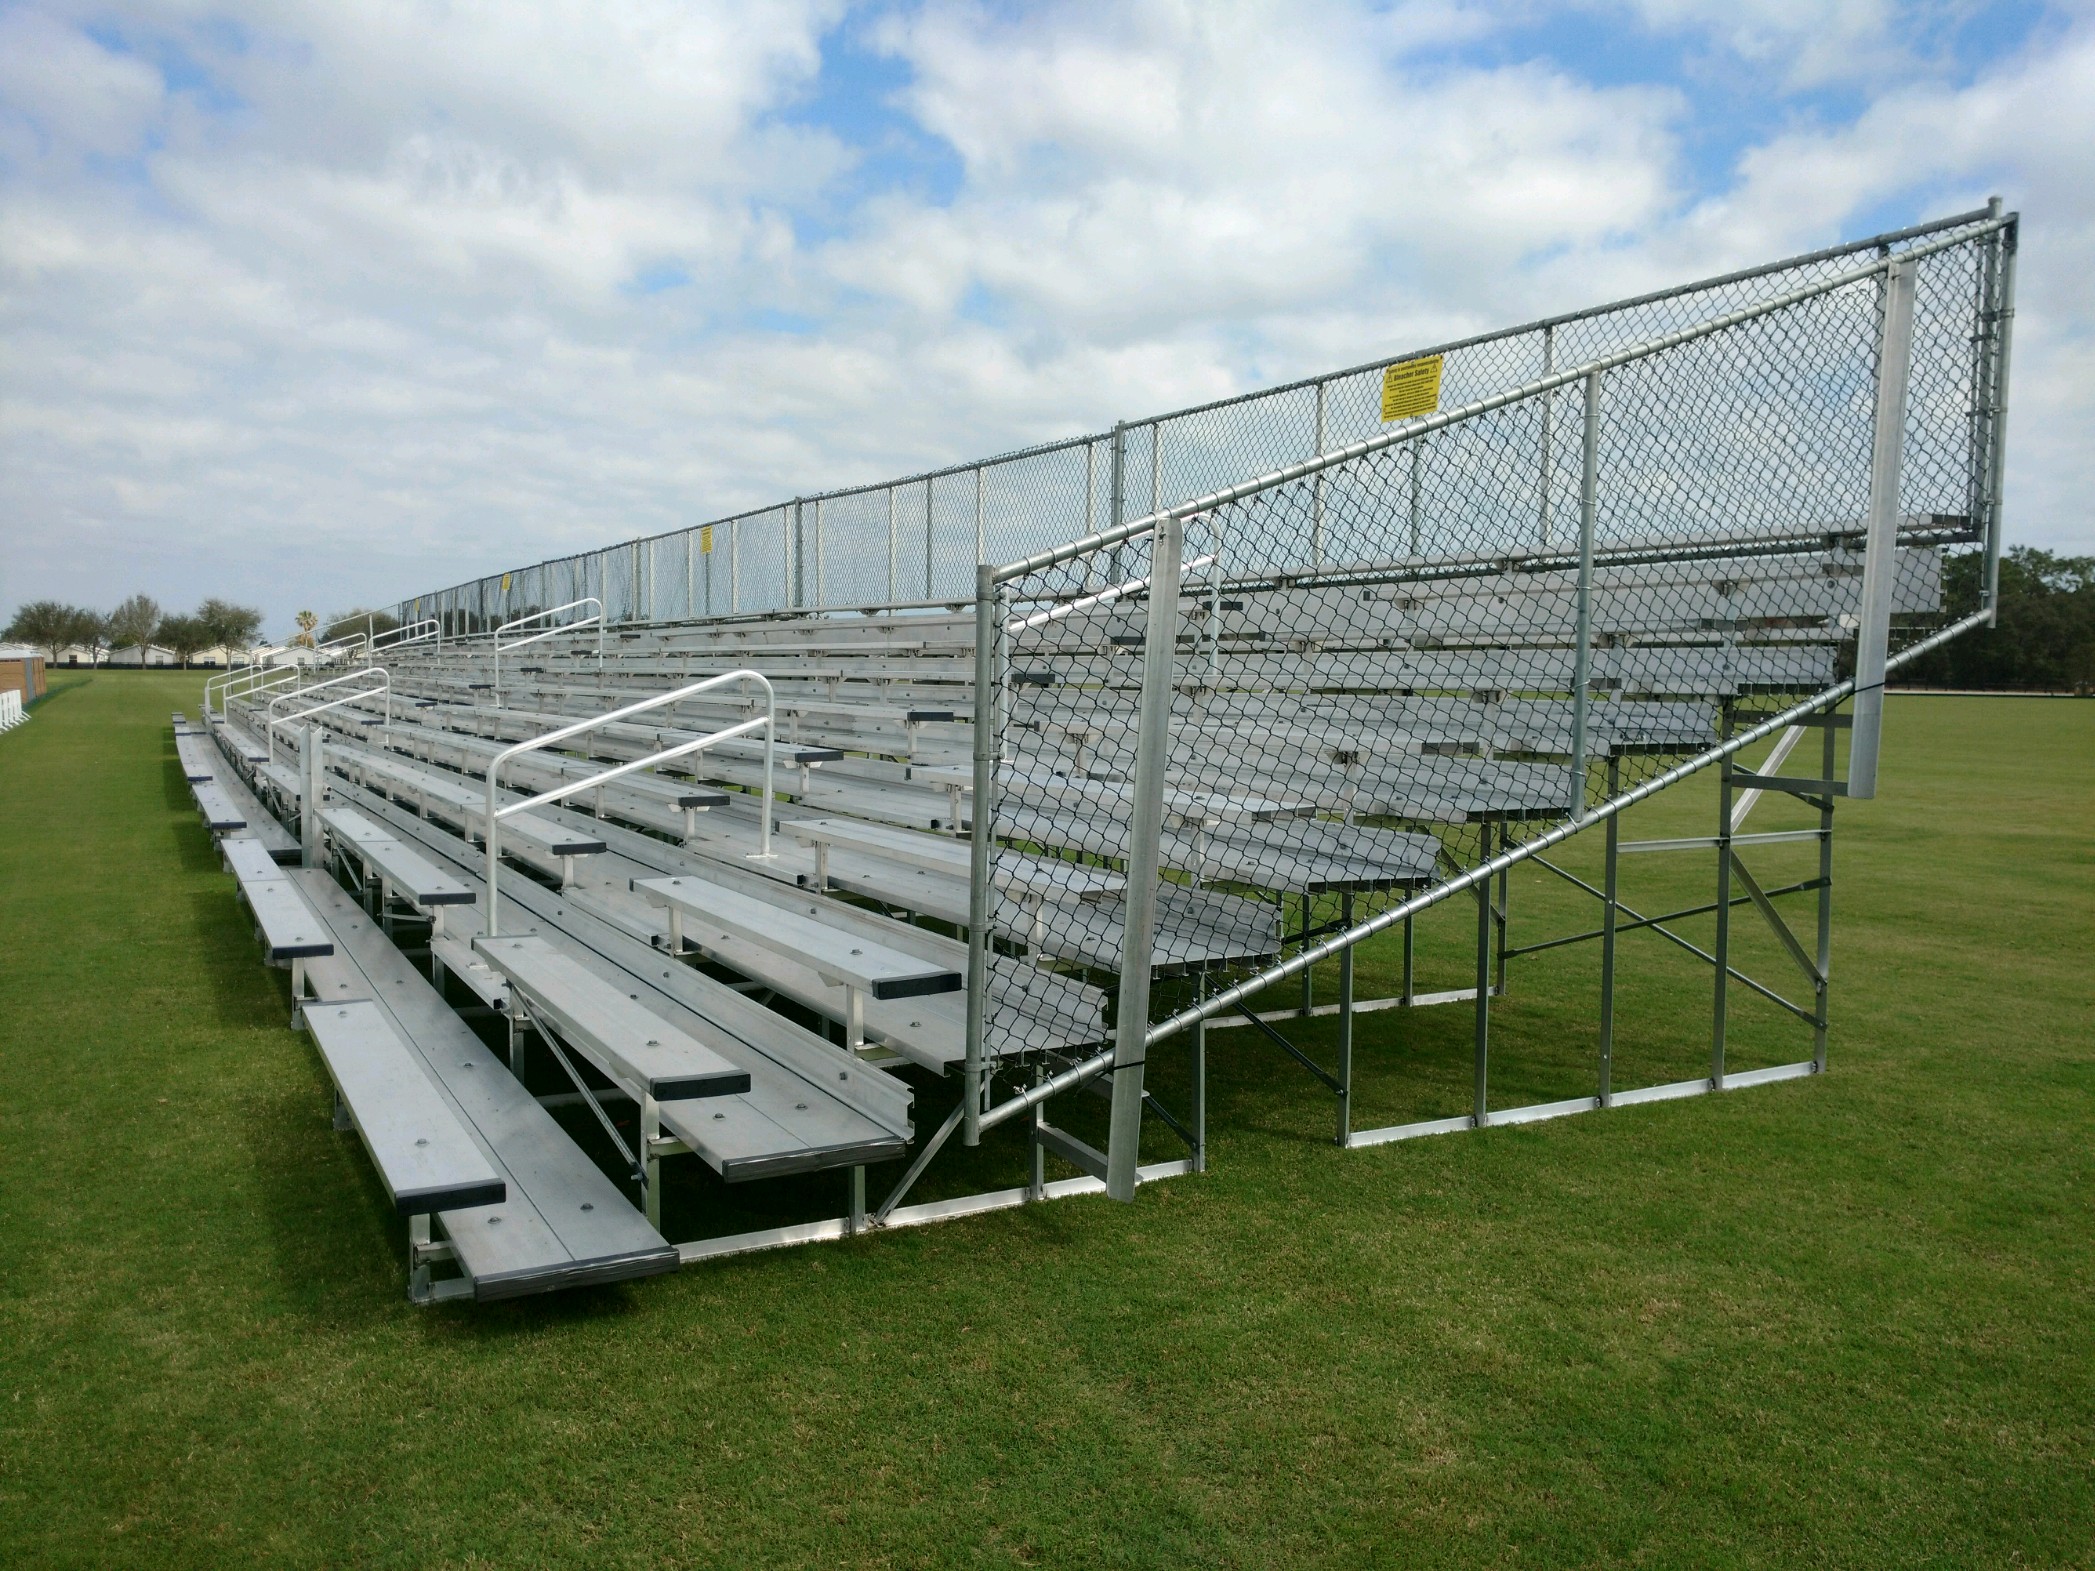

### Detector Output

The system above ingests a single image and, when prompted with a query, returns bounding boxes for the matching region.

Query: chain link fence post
[963,563,1003,1147]
[1105,514,1182,1201]
[1849,257,1917,799]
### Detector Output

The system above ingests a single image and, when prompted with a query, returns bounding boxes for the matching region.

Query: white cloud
[0,8,165,155]
[1614,0,1906,86]
[0,0,2087,638]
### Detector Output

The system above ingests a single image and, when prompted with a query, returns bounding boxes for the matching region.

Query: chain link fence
[395,207,2008,641]
[964,214,2012,1157]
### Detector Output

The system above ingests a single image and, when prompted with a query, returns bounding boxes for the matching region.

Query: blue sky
[2,0,2090,636]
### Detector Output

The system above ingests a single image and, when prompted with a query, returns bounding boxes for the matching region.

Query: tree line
[3,596,265,667]
[1898,547,2095,694]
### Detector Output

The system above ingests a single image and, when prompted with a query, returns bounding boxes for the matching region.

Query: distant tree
[68,606,112,665]
[196,598,264,654]
[293,609,319,649]
[320,608,401,646]
[107,593,162,651]
[1899,547,2095,693]
[158,614,212,668]
[4,599,78,660]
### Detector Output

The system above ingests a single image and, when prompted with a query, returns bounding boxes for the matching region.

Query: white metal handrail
[493,597,603,703]
[314,630,366,665]
[266,669,391,761]
[483,670,777,938]
[206,662,299,724]
[368,619,438,659]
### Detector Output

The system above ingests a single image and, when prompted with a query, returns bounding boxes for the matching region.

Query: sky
[1,0,2089,641]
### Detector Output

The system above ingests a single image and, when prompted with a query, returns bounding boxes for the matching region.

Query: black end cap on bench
[396,1178,507,1217]
[267,937,336,960]
[870,972,965,1001]
[658,1068,754,1100]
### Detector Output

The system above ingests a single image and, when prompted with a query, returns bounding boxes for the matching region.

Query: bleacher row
[173,528,1940,1300]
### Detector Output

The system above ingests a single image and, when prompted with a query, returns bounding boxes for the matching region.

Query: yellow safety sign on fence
[501,573,511,591]
[699,526,714,555]
[1380,354,1443,422]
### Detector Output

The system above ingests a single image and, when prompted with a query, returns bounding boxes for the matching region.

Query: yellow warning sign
[1380,354,1443,422]
[501,572,512,591]
[699,525,714,555]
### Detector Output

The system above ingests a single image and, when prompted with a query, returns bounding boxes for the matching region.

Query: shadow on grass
[30,671,94,710]
[235,1066,414,1325]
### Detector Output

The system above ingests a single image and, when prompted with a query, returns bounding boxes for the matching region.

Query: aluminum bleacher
[183,205,2016,1298]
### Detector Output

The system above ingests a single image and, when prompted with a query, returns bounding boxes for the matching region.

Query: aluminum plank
[292,874,676,1296]
[322,806,475,906]
[473,933,753,1101]
[305,1000,506,1214]
[633,875,961,1000]
[190,780,246,831]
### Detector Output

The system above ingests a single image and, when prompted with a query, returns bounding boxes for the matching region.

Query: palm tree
[293,610,319,649]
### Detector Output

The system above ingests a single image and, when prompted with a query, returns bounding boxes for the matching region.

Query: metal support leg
[1474,821,1493,1127]
[1027,1095,1047,1201]
[641,1093,662,1231]
[1494,855,1510,996]
[1191,976,1208,1173]
[408,1213,432,1302]
[1401,913,1415,1005]
[1814,720,1836,1072]
[1298,894,1314,1016]
[847,1166,866,1236]
[1336,891,1354,1146]
[1712,709,1734,1089]
[1599,756,1621,1107]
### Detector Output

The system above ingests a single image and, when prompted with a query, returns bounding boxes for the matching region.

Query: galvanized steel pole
[962,564,1000,1148]
[1983,224,2017,624]
[1104,515,1182,1201]
[1566,369,1602,818]
[1848,257,1917,799]
[1311,380,1327,568]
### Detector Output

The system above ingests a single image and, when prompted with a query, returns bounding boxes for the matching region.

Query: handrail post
[751,672,776,861]
[301,726,325,869]
[485,749,505,939]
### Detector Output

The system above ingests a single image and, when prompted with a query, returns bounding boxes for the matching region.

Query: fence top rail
[397,206,2007,617]
[989,214,2014,585]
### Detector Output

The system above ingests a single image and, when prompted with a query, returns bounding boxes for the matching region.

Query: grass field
[1,671,2090,1568]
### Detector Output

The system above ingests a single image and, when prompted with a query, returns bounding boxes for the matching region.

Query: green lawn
[1,671,2090,1569]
